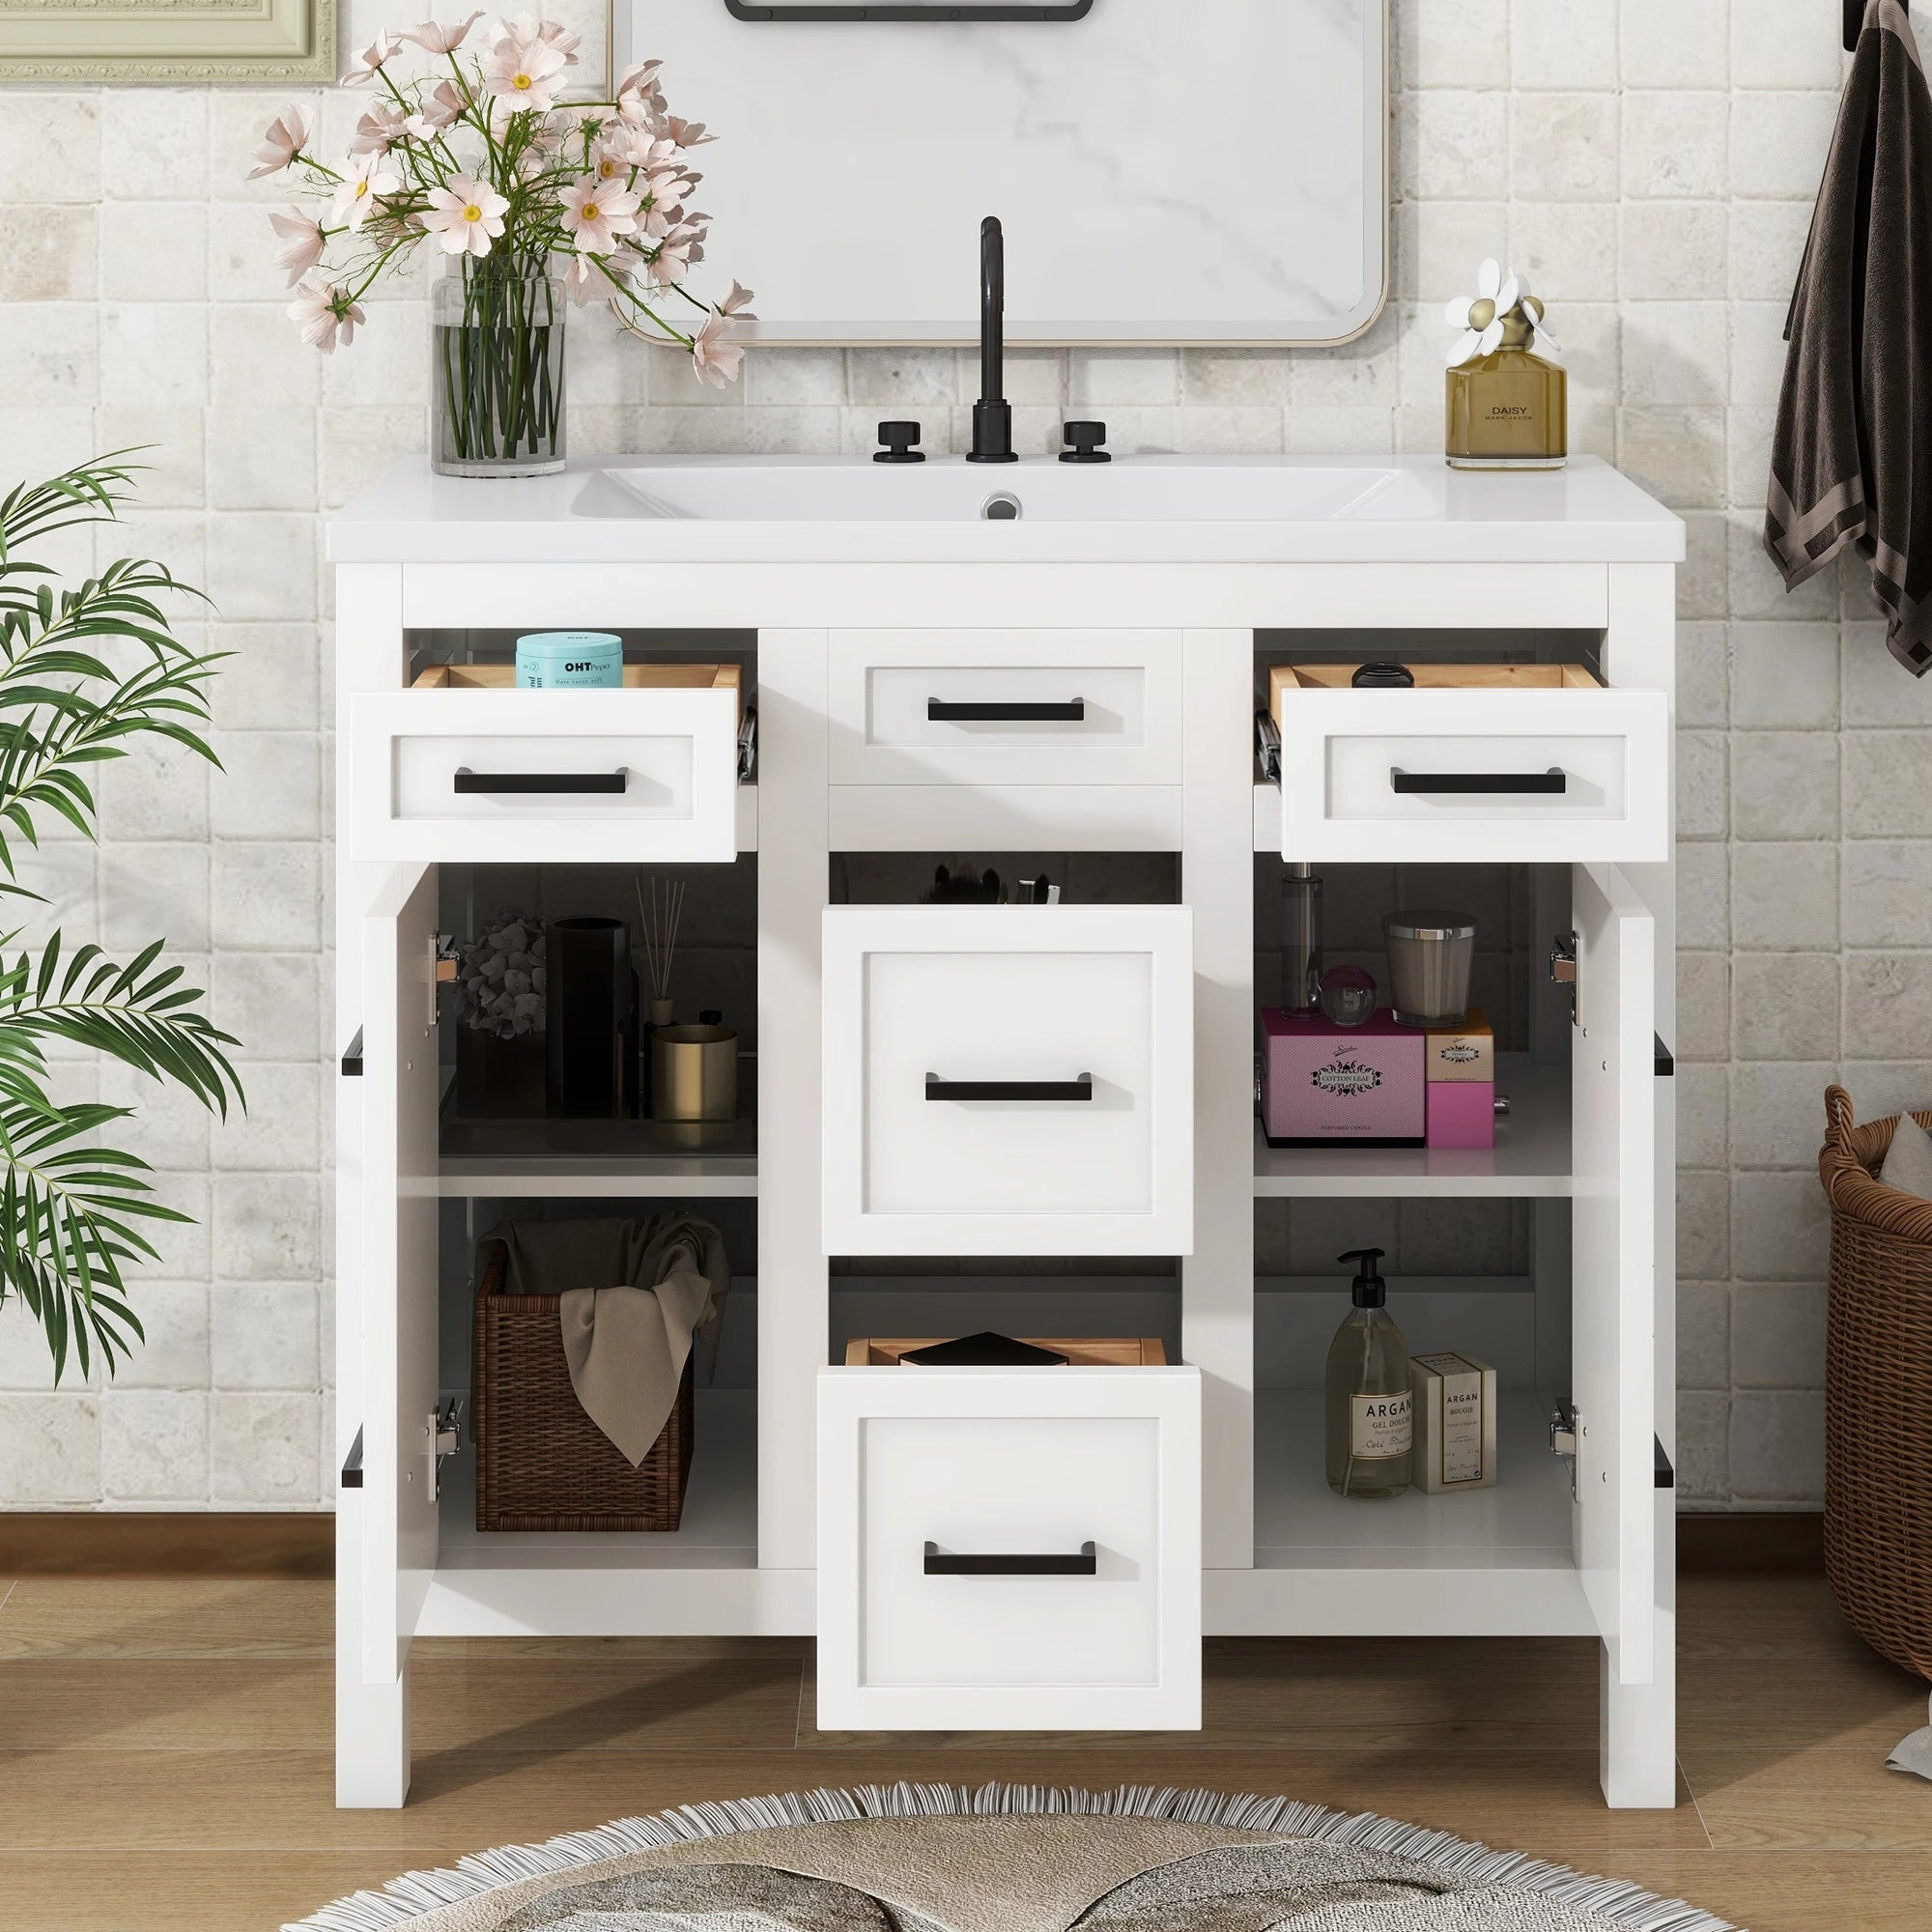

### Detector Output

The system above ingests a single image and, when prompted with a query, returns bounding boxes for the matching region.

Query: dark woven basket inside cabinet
[472,1241,695,1532]
[1819,1084,1932,1679]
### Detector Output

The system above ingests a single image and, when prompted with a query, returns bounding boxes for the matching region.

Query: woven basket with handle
[471,1241,695,1533]
[1820,1084,1932,1679]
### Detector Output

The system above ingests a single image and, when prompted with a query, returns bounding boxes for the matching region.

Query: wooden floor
[0,1572,1925,1932]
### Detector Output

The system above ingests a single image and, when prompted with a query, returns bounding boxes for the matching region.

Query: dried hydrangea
[455,909,547,1037]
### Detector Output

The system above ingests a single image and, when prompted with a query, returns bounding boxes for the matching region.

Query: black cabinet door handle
[924,1073,1094,1102]
[340,1028,363,1078]
[1389,766,1567,795]
[923,1539,1096,1577]
[452,768,628,795]
[927,697,1085,723]
[341,1427,364,1491]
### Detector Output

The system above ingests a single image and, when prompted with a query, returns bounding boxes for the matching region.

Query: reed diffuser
[636,874,685,1027]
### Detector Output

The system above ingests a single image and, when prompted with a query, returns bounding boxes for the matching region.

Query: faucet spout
[968,214,1017,464]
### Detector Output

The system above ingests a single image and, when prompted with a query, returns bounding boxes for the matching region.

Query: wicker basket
[471,1241,695,1532]
[1820,1084,1932,1679]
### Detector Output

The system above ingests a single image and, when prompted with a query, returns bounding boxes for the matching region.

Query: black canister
[545,917,637,1117]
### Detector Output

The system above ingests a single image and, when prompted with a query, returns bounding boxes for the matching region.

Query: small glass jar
[433,265,566,478]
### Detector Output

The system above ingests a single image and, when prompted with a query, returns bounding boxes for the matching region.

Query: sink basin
[574,456,1436,525]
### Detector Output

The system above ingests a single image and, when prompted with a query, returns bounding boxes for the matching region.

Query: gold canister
[650,1023,738,1122]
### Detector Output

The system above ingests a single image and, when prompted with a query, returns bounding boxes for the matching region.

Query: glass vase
[433,267,566,478]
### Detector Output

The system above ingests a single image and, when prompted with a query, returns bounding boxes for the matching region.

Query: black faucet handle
[1060,419,1111,464]
[875,420,925,464]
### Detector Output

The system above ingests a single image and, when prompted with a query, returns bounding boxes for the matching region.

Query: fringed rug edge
[281,1780,1738,1932]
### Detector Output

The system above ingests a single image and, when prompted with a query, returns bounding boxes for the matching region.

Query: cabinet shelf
[438,1092,758,1198]
[1252,1053,1569,1198]
[1208,1389,1592,1638]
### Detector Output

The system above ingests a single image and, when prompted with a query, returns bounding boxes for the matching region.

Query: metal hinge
[426,1398,463,1501]
[1549,1397,1580,1502]
[1548,929,1578,1024]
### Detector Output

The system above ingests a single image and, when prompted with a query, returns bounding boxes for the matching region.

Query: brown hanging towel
[1767,1,1932,672]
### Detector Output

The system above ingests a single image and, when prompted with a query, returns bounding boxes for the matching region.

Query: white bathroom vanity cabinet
[329,455,1681,1808]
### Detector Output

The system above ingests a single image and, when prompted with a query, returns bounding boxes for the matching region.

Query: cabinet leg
[336,1654,411,1808]
[1599,1616,1676,1808]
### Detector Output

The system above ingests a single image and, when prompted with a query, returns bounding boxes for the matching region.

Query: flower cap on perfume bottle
[1339,1246,1388,1307]
[1444,258,1562,367]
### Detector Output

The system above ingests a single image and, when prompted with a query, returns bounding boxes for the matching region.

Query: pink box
[1426,1080,1495,1150]
[1260,1009,1425,1146]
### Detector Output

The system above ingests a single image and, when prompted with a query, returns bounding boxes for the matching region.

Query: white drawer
[829,630,1181,785]
[1271,665,1669,865]
[348,670,741,865]
[821,905,1193,1256]
[815,1363,1201,1730]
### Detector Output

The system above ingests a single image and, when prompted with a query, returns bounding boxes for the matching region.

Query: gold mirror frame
[0,0,337,82]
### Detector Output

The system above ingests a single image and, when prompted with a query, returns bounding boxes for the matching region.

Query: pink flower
[483,32,567,114]
[561,251,609,305]
[247,102,314,179]
[328,149,401,233]
[589,124,649,182]
[665,116,715,149]
[558,173,641,255]
[418,173,509,257]
[689,308,742,388]
[288,281,365,354]
[353,99,409,155]
[645,221,706,285]
[398,12,482,54]
[490,14,582,59]
[639,167,693,236]
[406,78,469,138]
[341,29,395,84]
[614,59,663,125]
[719,279,756,319]
[269,208,327,286]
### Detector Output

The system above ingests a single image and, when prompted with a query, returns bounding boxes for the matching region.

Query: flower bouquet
[249,14,752,476]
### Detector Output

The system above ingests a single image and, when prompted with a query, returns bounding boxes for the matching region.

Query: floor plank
[0,1651,806,1753]
[1585,1848,1932,1932]
[1682,1747,1932,1851]
[805,1637,1603,1752]
[0,1747,1708,1856]
[0,1578,331,1659]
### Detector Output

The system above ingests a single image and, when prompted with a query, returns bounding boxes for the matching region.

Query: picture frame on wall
[0,0,337,82]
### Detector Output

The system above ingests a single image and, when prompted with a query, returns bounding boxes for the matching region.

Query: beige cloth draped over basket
[472,1214,728,1533]
[1819,1085,1932,1680]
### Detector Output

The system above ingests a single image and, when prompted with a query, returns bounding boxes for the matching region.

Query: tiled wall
[0,0,1900,1508]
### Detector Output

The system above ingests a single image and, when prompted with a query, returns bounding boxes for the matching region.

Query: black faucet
[968,215,1017,464]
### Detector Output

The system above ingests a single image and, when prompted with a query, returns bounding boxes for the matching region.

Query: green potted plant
[0,455,243,1381]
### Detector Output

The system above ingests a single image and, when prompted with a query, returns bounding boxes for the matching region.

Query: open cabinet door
[1571,863,1656,1688]
[359,862,443,1685]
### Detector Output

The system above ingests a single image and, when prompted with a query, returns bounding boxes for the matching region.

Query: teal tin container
[515,632,624,689]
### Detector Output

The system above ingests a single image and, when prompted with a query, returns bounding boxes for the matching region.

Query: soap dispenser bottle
[1324,1247,1412,1499]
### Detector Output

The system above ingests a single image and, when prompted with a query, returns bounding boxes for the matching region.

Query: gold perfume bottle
[1445,291,1566,470]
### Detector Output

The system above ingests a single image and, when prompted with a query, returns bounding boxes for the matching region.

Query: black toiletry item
[546,917,636,1118]
[923,863,1004,904]
[1351,662,1415,688]
[1338,1247,1389,1307]
[900,1331,1069,1367]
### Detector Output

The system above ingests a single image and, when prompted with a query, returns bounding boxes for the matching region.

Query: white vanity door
[1572,863,1658,1688]
[355,862,443,1685]
[816,1364,1202,1731]
[821,905,1194,1256]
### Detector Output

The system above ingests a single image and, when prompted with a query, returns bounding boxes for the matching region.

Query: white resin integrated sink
[574,457,1436,525]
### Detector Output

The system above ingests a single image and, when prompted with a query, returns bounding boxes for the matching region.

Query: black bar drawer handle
[1389,766,1567,795]
[341,1426,364,1491]
[927,697,1085,723]
[452,767,627,795]
[923,1539,1096,1577]
[340,1027,363,1078]
[1655,1436,1674,1490]
[925,1073,1094,1102]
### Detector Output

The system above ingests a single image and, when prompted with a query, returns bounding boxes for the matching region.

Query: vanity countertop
[327,454,1685,569]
